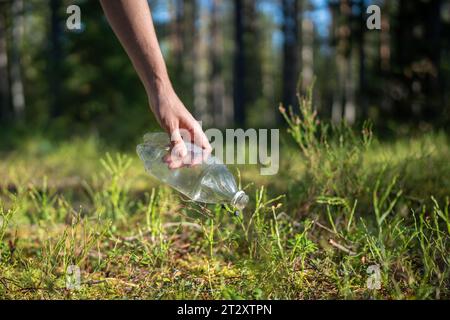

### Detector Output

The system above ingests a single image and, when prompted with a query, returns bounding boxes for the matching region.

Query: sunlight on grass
[0,90,449,299]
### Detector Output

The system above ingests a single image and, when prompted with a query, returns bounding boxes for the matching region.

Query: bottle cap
[231,190,249,210]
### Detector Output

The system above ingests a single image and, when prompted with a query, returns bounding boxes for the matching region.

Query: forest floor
[0,103,449,299]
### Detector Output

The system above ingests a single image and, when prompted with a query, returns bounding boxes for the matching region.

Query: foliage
[0,87,449,299]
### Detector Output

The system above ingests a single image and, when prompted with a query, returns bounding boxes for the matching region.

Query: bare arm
[100,0,211,168]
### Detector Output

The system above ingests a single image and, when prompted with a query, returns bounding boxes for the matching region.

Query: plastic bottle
[136,132,249,210]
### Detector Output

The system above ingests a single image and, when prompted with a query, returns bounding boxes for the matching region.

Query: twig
[120,231,151,242]
[313,220,337,235]
[313,220,354,244]
[84,279,107,285]
[163,222,202,230]
[328,239,356,256]
[104,278,139,288]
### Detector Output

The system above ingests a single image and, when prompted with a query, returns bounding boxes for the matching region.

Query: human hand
[148,85,212,169]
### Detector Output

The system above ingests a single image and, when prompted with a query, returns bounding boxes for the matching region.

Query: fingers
[189,150,204,167]
[166,155,184,169]
[165,127,198,169]
[193,125,212,163]
[170,128,187,158]
[164,128,185,169]
[164,118,212,169]
[164,150,199,169]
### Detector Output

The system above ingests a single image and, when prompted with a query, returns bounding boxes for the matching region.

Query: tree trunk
[167,0,197,112]
[193,1,212,126]
[301,18,314,94]
[380,1,391,72]
[358,0,367,119]
[332,54,345,123]
[282,0,300,109]
[10,0,25,120]
[332,0,354,124]
[182,0,196,111]
[233,0,245,126]
[49,0,62,118]
[425,0,442,120]
[260,14,277,126]
[0,7,10,120]
[344,50,356,124]
[233,0,260,127]
[209,0,230,128]
[169,0,183,75]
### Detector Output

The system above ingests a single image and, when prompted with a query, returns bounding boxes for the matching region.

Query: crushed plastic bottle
[136,132,249,210]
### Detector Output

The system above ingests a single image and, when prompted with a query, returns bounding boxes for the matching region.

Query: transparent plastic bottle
[136,132,249,210]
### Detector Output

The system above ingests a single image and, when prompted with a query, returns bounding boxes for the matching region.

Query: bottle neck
[231,190,249,210]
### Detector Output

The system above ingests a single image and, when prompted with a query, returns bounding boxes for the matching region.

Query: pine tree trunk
[426,0,442,119]
[301,18,314,93]
[170,0,183,75]
[182,0,196,111]
[209,0,230,128]
[332,54,345,123]
[332,0,354,124]
[344,50,356,124]
[0,8,10,120]
[282,0,299,109]
[380,1,391,72]
[193,2,212,126]
[233,0,245,126]
[10,0,25,120]
[358,0,367,119]
[49,0,62,118]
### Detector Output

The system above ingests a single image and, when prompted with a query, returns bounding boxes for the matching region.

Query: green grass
[0,92,449,299]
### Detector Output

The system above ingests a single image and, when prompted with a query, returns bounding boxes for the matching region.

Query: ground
[0,107,449,299]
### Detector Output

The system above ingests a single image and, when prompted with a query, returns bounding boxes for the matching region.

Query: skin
[99,0,211,168]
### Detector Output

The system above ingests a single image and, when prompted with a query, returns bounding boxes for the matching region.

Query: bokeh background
[1,0,449,149]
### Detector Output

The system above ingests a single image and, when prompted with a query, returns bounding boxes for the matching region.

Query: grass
[0,91,449,299]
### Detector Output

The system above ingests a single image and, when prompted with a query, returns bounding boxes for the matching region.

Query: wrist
[146,75,174,102]
[146,77,178,113]
[143,65,172,93]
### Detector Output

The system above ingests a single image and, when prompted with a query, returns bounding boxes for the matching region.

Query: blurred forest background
[0,0,449,148]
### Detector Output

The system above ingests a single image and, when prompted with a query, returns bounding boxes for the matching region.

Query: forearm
[99,0,171,97]
[100,0,211,162]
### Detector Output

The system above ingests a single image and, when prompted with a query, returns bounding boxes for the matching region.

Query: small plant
[288,219,317,267]
[0,204,15,245]
[279,82,322,165]
[40,210,110,289]
[99,152,132,222]
[280,83,374,204]
[28,177,58,224]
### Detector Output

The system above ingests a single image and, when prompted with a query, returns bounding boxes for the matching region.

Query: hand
[149,84,212,169]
